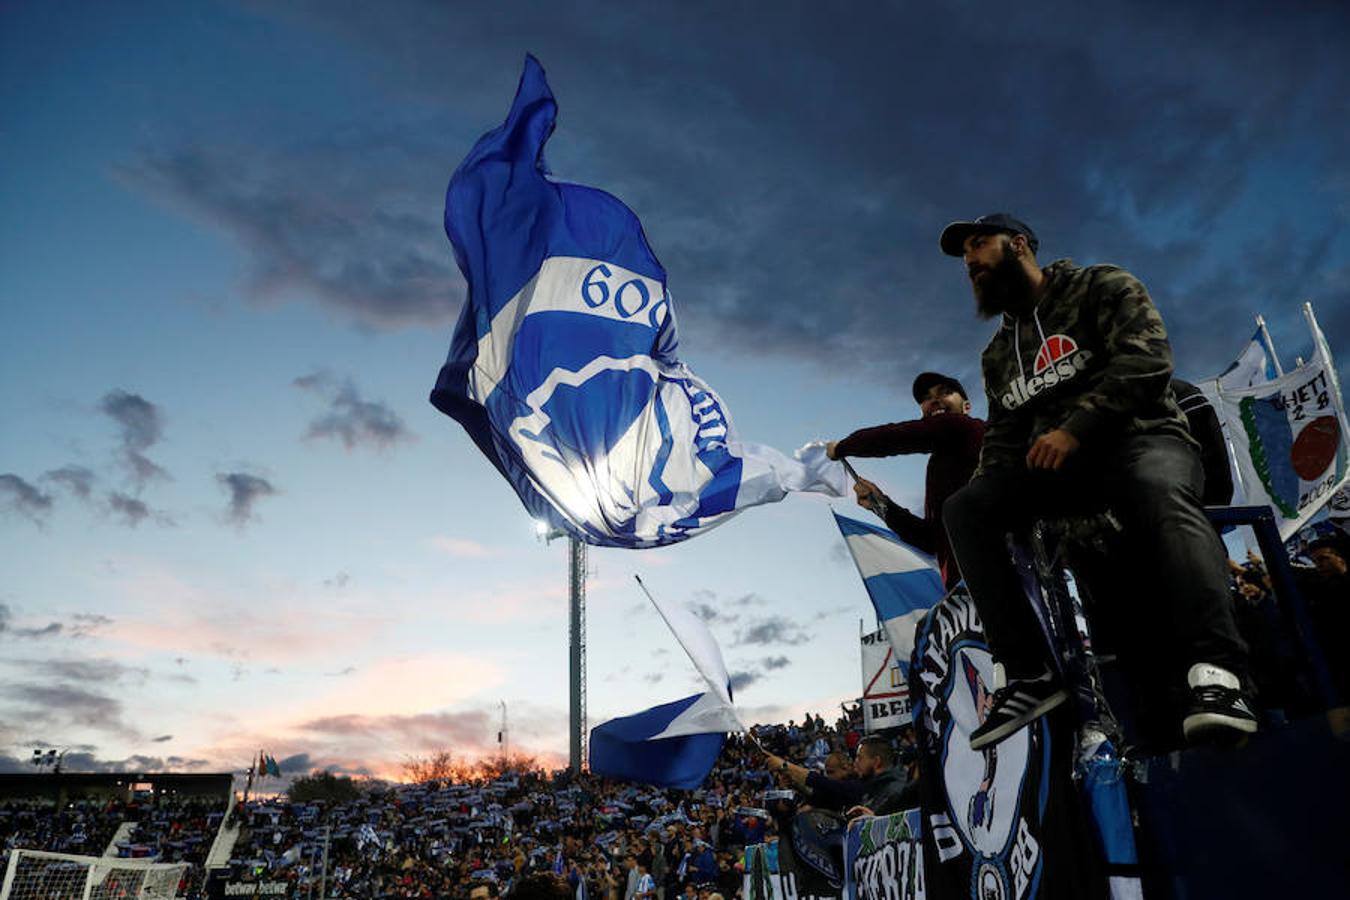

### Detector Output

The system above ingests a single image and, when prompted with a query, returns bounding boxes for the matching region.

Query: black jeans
[944,433,1248,682]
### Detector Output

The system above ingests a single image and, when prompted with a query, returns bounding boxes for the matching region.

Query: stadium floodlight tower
[536,521,588,773]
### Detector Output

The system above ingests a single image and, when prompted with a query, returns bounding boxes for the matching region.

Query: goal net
[0,849,186,900]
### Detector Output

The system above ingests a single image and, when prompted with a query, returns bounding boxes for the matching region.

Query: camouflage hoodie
[977,259,1192,474]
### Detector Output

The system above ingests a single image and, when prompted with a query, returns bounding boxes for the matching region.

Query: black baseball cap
[912,372,968,404]
[939,213,1039,257]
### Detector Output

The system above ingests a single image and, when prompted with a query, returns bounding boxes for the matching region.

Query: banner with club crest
[909,585,1104,899]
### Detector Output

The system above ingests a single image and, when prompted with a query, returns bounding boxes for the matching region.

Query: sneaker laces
[1189,684,1252,714]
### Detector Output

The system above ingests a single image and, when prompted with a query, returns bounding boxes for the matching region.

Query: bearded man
[938,213,1255,751]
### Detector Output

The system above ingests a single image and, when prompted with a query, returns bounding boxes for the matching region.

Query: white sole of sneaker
[1182,712,1258,741]
[969,689,1069,752]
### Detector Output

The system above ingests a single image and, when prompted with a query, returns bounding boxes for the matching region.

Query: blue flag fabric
[588,692,727,790]
[834,512,945,671]
[430,56,844,548]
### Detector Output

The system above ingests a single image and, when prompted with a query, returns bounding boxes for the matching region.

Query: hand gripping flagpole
[839,457,895,521]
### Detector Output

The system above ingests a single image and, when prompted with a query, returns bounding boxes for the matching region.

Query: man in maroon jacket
[827,372,985,588]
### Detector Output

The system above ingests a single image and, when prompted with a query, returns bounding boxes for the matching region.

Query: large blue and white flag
[834,512,945,670]
[430,56,845,548]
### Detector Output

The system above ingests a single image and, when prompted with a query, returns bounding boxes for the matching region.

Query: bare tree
[473,751,542,780]
[401,750,459,784]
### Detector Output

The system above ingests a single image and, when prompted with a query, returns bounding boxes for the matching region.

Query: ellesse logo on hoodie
[1001,334,1094,410]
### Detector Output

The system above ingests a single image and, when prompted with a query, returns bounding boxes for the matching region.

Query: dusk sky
[3,1,1347,782]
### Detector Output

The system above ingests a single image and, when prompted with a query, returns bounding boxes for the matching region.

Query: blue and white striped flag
[834,512,945,669]
[430,56,845,548]
[589,693,729,790]
[589,577,743,789]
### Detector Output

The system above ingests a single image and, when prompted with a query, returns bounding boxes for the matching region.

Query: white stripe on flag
[648,691,744,740]
[882,608,930,663]
[844,532,934,578]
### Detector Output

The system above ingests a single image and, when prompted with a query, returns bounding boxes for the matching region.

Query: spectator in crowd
[846,736,915,818]
[827,371,986,589]
[1226,560,1301,724]
[598,860,620,900]
[649,833,667,900]
[623,854,640,900]
[1307,534,1350,580]
[1299,535,1350,699]
[761,750,863,813]
[686,838,718,887]
[634,860,656,900]
[513,872,573,900]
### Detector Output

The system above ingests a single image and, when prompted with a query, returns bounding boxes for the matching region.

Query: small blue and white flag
[589,693,729,790]
[430,55,845,548]
[589,576,745,789]
[1211,325,1279,392]
[834,512,945,669]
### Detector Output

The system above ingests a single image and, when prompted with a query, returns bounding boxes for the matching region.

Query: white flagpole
[1305,301,1343,399]
[1256,314,1284,376]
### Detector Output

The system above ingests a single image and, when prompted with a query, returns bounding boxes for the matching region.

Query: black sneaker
[1182,663,1258,742]
[969,672,1068,751]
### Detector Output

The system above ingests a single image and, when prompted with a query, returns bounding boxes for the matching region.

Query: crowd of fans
[119,798,224,864]
[0,794,220,898]
[0,711,893,899]
[216,712,870,899]
[0,797,129,859]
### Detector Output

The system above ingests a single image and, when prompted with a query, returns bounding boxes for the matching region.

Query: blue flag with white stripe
[430,56,845,548]
[589,692,729,790]
[834,511,945,671]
